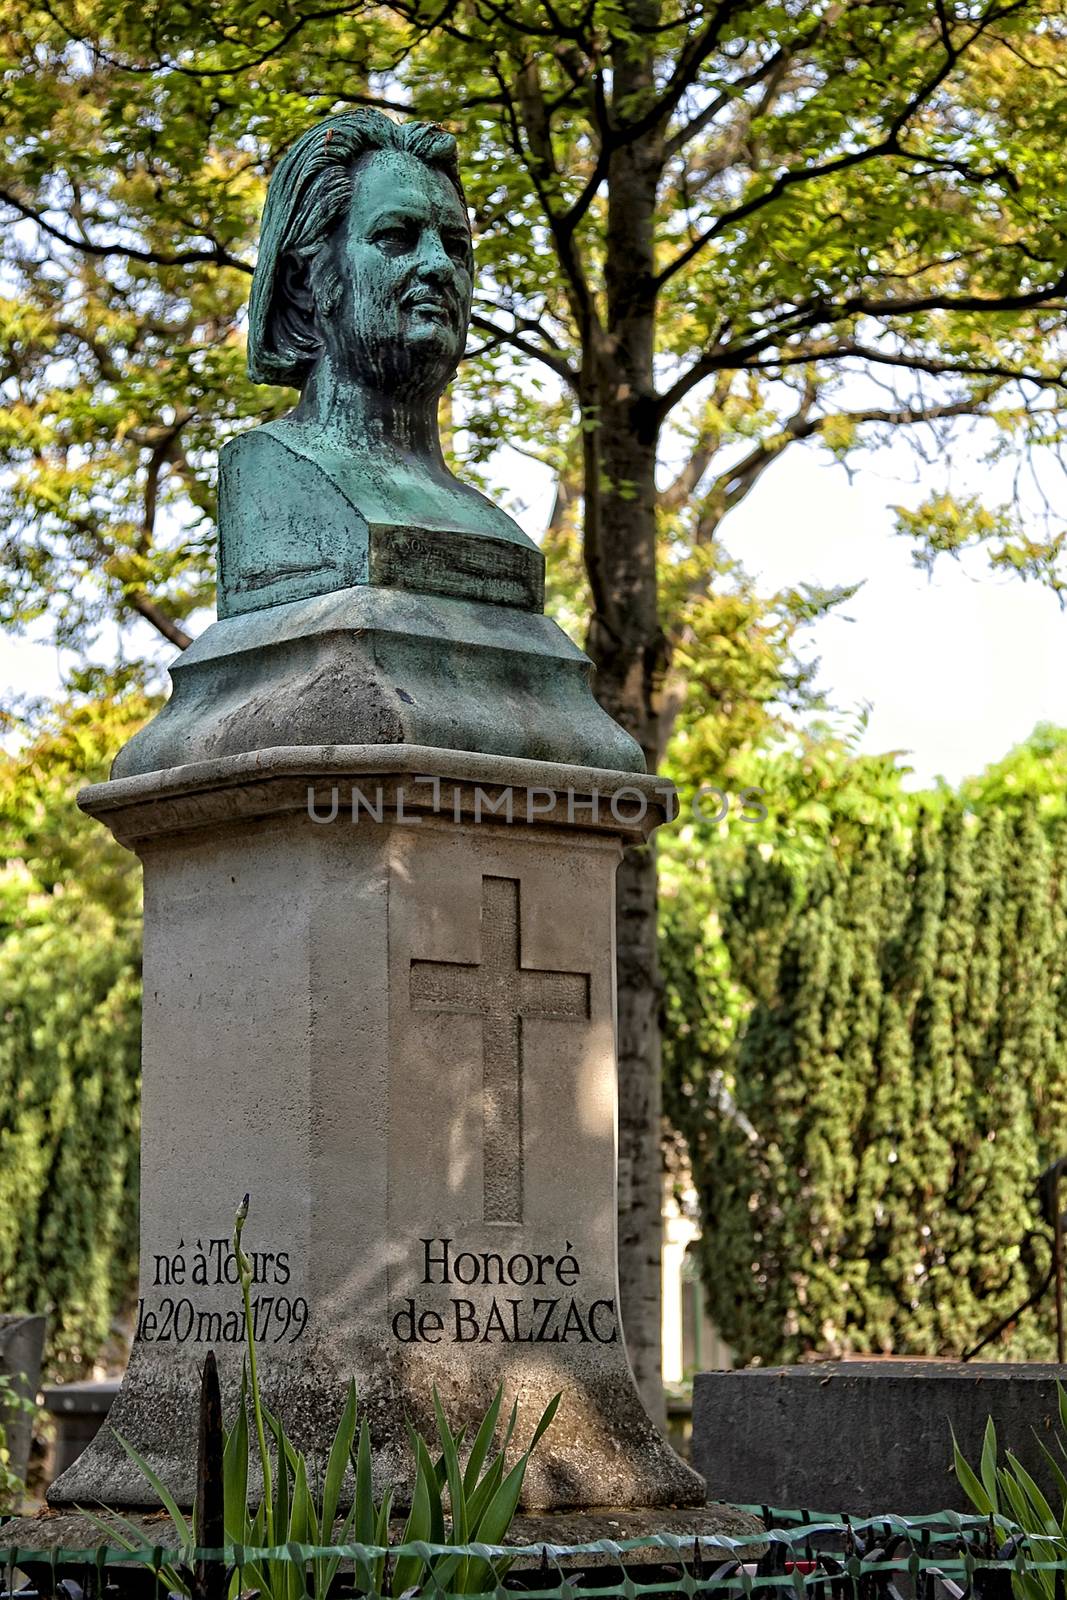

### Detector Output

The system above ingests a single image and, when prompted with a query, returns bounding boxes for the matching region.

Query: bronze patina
[110,111,641,780]
[220,111,542,618]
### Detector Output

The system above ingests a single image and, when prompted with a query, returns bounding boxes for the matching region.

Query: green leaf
[77,1507,188,1595]
[223,1384,250,1543]
[463,1454,528,1595]
[320,1378,357,1542]
[529,1392,562,1453]
[1006,1452,1060,1535]
[953,1428,993,1516]
[462,1387,503,1497]
[109,1427,193,1549]
[981,1415,1000,1513]
[433,1387,468,1546]
[353,1420,375,1545]
[391,1449,433,1596]
[406,1419,445,1545]
[269,1411,291,1600]
[373,1487,393,1594]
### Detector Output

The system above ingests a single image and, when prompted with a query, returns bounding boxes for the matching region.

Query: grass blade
[109,1427,193,1549]
[391,1451,433,1596]
[321,1379,357,1541]
[952,1428,993,1516]
[462,1388,502,1497]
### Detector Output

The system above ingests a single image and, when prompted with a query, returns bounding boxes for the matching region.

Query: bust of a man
[218,111,543,619]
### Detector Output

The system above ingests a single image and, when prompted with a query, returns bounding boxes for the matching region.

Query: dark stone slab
[693,1362,1067,1517]
[40,1380,119,1479]
[0,1314,46,1488]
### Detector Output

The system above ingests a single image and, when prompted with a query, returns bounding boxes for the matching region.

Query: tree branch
[663,46,790,162]
[490,57,601,339]
[0,187,251,273]
[127,590,194,650]
[654,0,1029,290]
[659,373,735,511]
[469,311,578,385]
[700,390,1000,534]
[657,275,1067,419]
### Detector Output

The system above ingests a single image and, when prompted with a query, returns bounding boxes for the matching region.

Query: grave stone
[46,108,706,1516]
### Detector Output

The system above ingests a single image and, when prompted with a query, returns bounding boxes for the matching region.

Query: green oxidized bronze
[220,112,543,617]
[111,111,642,780]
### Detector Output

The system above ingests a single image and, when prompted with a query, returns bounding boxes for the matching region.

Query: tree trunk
[582,27,669,1421]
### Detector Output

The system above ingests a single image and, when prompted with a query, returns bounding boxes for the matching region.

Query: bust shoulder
[217,424,370,619]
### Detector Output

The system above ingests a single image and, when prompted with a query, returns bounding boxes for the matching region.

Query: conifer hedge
[0,682,145,1376]
[664,788,1067,1365]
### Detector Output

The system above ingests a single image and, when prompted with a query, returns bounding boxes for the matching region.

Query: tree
[3,0,1067,1403]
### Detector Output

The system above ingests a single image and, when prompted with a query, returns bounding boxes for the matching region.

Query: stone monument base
[5,1504,765,1570]
[51,746,702,1513]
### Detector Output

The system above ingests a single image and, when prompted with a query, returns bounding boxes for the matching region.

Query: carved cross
[409,875,591,1223]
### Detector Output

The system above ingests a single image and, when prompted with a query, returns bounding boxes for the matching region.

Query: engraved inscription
[409,876,590,1224]
[368,522,544,610]
[391,1236,619,1345]
[134,1235,308,1346]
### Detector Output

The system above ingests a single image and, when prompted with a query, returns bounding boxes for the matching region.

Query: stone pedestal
[51,746,704,1512]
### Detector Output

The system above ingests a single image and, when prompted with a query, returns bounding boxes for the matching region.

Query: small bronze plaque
[368,523,544,611]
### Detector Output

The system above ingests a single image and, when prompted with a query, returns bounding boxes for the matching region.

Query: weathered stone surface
[693,1362,1067,1516]
[51,754,703,1513]
[111,587,642,781]
[7,1504,764,1566]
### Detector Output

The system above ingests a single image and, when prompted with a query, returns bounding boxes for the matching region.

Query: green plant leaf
[287,1458,314,1600]
[433,1387,468,1547]
[462,1387,503,1497]
[109,1427,193,1549]
[223,1384,250,1544]
[529,1392,562,1453]
[981,1415,1000,1513]
[953,1428,993,1516]
[406,1420,445,1546]
[269,1411,291,1600]
[463,1452,528,1595]
[78,1508,189,1595]
[391,1450,433,1596]
[353,1420,375,1545]
[1006,1452,1060,1535]
[373,1487,393,1594]
[320,1379,357,1541]
[465,1450,505,1532]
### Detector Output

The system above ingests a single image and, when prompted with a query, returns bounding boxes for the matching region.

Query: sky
[4,426,1067,790]
[715,436,1067,789]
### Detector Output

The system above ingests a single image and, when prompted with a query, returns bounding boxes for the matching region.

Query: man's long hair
[247,110,468,389]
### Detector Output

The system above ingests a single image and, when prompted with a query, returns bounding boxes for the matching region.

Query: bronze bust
[219,111,543,618]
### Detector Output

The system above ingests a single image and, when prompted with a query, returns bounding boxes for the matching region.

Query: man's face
[325,148,472,397]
